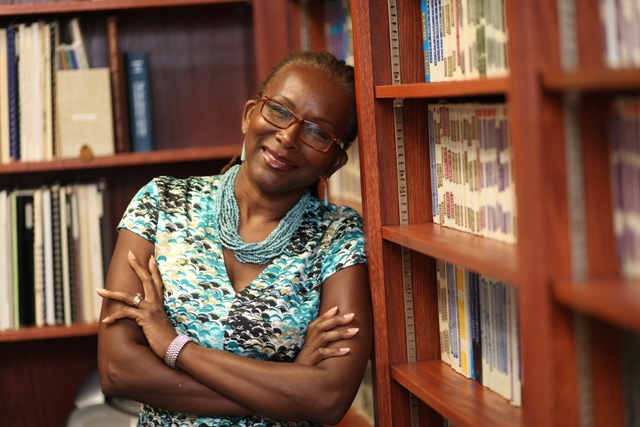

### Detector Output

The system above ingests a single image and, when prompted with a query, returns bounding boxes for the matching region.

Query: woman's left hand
[97,251,177,360]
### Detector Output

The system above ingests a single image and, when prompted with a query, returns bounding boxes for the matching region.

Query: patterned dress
[118,173,367,427]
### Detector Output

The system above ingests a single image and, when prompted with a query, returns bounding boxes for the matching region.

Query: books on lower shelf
[429,102,516,244]
[0,181,108,331]
[436,259,522,407]
[421,0,509,82]
[609,96,640,279]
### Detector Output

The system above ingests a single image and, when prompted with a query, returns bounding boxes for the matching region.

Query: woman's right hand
[295,306,359,366]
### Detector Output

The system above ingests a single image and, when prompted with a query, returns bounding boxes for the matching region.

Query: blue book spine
[422,0,430,82]
[7,25,19,161]
[125,52,153,152]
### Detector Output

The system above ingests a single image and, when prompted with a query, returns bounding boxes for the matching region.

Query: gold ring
[132,293,143,308]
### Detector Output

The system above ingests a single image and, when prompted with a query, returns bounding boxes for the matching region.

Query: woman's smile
[261,145,297,171]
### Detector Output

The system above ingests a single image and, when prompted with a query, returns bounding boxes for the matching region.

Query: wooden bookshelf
[0,1,310,425]
[0,323,98,342]
[390,361,522,427]
[382,224,519,284]
[553,280,640,333]
[351,0,639,426]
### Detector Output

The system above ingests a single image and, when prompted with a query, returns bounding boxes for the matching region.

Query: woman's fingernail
[326,306,338,316]
[128,250,136,260]
[102,317,109,323]
[340,348,351,353]
[343,313,355,320]
[348,328,359,333]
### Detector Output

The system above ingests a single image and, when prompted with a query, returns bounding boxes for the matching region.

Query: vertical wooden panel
[582,94,624,427]
[253,0,294,82]
[508,0,558,425]
[0,337,98,426]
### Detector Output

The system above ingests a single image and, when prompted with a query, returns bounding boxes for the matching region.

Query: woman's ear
[325,150,349,179]
[241,99,258,134]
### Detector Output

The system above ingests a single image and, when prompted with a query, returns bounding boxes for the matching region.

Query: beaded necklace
[215,164,310,264]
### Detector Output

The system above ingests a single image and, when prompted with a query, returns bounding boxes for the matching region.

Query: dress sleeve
[117,179,160,244]
[320,207,367,282]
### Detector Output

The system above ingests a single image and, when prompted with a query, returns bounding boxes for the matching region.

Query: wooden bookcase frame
[0,0,320,424]
[351,0,640,426]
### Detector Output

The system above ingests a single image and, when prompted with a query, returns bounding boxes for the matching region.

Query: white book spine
[42,187,55,326]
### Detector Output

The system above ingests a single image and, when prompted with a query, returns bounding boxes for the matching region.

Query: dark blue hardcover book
[125,52,153,152]
[7,25,19,161]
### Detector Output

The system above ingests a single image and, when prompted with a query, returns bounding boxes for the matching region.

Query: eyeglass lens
[262,100,334,151]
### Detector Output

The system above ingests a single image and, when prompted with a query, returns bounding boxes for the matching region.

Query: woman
[97,51,372,426]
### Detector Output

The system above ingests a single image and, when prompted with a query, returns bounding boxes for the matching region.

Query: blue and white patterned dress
[117,172,367,427]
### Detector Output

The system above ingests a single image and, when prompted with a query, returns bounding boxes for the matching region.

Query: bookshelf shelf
[0,145,242,174]
[541,68,640,92]
[375,79,510,99]
[390,361,522,427]
[382,224,519,284]
[0,323,98,343]
[553,280,640,333]
[0,0,246,16]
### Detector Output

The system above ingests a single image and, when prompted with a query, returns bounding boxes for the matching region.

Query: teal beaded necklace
[215,164,310,264]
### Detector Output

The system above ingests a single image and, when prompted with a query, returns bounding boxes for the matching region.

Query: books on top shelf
[609,96,640,279]
[436,258,522,407]
[599,0,640,69]
[421,0,509,82]
[429,101,516,244]
[0,17,118,164]
[0,182,108,331]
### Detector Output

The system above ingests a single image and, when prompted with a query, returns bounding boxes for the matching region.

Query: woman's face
[240,65,350,196]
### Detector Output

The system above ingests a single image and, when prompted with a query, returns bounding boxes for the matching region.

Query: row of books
[609,96,640,279]
[421,0,509,82]
[429,102,516,244]
[600,0,640,69]
[0,17,154,165]
[0,182,108,331]
[436,259,522,407]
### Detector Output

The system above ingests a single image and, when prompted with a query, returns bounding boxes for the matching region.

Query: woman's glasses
[260,96,344,153]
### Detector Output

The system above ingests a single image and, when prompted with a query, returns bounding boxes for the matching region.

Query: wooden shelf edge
[541,68,640,92]
[382,223,519,284]
[0,144,241,175]
[391,361,522,427]
[375,78,510,99]
[553,279,640,333]
[0,323,98,343]
[0,0,245,15]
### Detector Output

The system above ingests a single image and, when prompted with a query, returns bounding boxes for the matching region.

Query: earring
[323,177,329,206]
[241,140,246,161]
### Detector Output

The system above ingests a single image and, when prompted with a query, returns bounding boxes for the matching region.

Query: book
[56,68,115,159]
[435,259,451,365]
[421,0,431,82]
[107,15,131,153]
[56,17,89,71]
[0,28,9,164]
[15,189,36,327]
[50,184,65,325]
[7,24,20,161]
[125,52,154,152]
[42,187,55,326]
[59,186,72,326]
[0,190,10,330]
[33,189,45,327]
[86,182,105,322]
